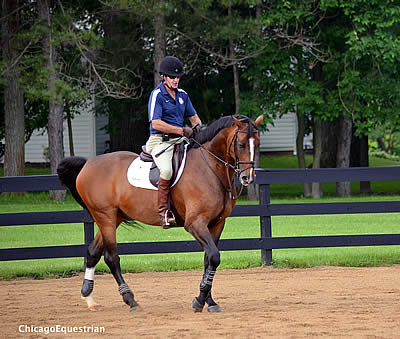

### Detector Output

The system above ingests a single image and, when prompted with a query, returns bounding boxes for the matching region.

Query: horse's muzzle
[239,171,255,186]
[237,161,255,186]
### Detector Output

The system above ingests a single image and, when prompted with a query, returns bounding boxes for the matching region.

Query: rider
[146,56,202,227]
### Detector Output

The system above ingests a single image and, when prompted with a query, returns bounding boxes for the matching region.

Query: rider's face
[163,75,180,89]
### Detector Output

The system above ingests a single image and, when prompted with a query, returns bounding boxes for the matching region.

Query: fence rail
[1,166,400,264]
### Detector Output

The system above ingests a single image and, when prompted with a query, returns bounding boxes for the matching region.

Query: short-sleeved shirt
[148,82,197,134]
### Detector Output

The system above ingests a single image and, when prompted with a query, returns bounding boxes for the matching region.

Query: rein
[191,127,256,200]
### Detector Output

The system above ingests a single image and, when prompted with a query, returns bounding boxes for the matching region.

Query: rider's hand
[193,124,202,135]
[183,127,193,138]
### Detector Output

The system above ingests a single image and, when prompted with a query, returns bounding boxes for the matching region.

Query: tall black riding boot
[158,178,176,228]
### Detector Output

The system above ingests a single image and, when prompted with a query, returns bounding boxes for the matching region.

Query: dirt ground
[1,266,400,338]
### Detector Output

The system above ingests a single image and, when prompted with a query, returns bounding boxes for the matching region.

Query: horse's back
[84,151,137,169]
[76,151,138,201]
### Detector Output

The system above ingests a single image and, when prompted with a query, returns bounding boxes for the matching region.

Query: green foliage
[1,0,400,157]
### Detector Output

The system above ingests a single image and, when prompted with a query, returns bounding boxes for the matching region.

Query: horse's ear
[254,114,264,127]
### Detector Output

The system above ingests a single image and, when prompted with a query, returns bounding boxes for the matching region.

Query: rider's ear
[254,114,264,127]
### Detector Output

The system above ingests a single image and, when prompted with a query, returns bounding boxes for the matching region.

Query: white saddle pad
[127,144,188,190]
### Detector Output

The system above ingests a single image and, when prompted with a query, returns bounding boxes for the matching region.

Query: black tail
[57,156,88,209]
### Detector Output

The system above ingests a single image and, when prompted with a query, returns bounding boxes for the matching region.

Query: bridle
[191,125,257,200]
[229,128,257,176]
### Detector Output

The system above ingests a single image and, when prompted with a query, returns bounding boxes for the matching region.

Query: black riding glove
[193,124,202,135]
[183,127,194,138]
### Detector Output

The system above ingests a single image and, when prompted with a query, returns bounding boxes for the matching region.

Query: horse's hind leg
[97,213,139,313]
[81,232,104,310]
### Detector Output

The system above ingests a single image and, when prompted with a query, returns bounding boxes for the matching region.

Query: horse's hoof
[208,305,222,313]
[129,303,142,313]
[88,304,99,311]
[192,297,204,313]
[82,294,99,311]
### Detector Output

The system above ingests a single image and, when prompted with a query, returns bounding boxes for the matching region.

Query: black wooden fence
[1,166,400,264]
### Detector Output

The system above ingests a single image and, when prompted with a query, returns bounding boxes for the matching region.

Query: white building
[259,112,297,153]
[23,109,108,163]
[259,112,312,154]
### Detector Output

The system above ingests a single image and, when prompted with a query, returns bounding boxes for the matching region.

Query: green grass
[1,154,400,279]
[0,167,51,177]
[1,195,400,279]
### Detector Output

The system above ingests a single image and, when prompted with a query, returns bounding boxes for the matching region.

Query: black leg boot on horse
[158,178,176,229]
[104,249,139,313]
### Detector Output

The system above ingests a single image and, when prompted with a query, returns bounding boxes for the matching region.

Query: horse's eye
[238,142,246,149]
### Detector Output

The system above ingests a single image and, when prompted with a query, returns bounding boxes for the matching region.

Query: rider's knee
[160,168,173,181]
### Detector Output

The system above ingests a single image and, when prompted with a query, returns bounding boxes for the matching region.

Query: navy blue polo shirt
[148,82,197,134]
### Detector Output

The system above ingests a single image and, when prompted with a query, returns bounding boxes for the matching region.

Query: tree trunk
[321,120,338,168]
[351,132,371,194]
[38,0,65,201]
[376,137,386,152]
[312,118,322,198]
[359,135,371,194]
[228,6,240,115]
[67,113,74,156]
[153,5,165,88]
[336,114,352,197]
[2,0,25,179]
[296,109,311,197]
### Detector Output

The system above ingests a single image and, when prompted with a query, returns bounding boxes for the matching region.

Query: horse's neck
[206,128,234,163]
[200,128,236,193]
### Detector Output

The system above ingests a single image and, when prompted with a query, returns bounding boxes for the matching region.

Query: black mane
[191,116,234,148]
[190,114,257,149]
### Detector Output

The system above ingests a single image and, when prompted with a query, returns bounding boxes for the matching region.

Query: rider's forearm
[189,114,202,127]
[151,119,185,136]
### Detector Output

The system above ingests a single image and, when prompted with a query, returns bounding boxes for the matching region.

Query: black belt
[152,133,181,141]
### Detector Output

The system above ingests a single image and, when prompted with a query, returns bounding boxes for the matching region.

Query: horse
[57,114,263,313]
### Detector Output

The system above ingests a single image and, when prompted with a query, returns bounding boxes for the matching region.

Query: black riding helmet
[159,56,184,77]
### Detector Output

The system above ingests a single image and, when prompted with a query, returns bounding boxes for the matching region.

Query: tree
[1,0,25,178]
[38,0,65,200]
[336,114,352,197]
[153,1,166,87]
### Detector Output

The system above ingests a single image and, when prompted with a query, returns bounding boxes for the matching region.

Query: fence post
[259,183,272,265]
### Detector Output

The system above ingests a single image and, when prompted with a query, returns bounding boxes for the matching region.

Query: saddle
[139,142,186,188]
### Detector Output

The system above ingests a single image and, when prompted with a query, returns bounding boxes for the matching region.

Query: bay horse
[57,114,263,313]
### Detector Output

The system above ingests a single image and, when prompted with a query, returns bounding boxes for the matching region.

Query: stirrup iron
[162,210,176,229]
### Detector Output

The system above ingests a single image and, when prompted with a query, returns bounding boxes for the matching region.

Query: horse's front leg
[188,220,224,313]
[198,252,222,313]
